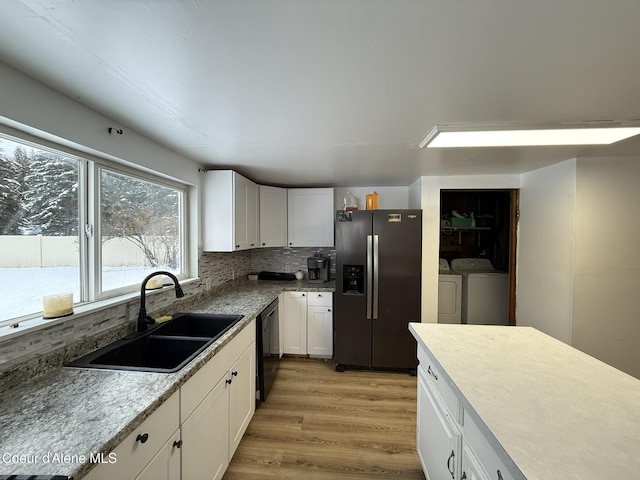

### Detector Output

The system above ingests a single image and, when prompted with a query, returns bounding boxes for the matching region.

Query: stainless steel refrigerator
[334,209,422,371]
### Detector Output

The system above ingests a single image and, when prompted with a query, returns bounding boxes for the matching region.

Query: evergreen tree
[0,146,31,234]
[22,151,79,236]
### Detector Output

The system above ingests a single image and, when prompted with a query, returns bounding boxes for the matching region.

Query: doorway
[439,189,519,325]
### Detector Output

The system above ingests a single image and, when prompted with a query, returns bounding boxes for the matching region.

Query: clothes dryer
[438,259,462,324]
[451,258,509,325]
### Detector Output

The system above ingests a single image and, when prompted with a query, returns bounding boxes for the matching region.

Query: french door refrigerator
[334,209,422,371]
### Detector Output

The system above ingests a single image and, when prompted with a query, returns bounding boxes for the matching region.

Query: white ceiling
[1,0,640,187]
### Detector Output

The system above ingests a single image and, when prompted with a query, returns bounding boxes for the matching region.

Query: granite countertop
[0,278,334,479]
[409,323,640,480]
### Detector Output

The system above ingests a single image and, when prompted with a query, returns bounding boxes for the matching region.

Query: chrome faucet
[137,271,184,332]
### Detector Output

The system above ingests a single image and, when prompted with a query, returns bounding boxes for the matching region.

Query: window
[0,137,82,321]
[0,132,187,325]
[99,168,183,293]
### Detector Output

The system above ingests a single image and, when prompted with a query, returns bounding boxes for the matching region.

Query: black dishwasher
[256,298,280,403]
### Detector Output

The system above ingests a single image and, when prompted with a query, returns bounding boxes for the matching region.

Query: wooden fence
[0,235,172,268]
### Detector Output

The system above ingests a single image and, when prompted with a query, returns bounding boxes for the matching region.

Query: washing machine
[451,258,509,325]
[438,259,462,324]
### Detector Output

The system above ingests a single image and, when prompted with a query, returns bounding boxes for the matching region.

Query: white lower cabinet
[461,409,514,480]
[84,321,256,480]
[306,292,333,358]
[84,391,180,480]
[135,429,182,480]
[181,319,256,480]
[282,291,333,357]
[228,342,256,456]
[282,291,308,355]
[461,442,490,480]
[416,344,517,480]
[417,367,461,480]
[181,375,229,480]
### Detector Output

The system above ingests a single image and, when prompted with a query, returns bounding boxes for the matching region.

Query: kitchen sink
[68,335,212,373]
[67,313,244,373]
[153,313,244,339]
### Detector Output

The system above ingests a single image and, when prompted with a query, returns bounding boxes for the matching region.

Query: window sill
[0,277,201,342]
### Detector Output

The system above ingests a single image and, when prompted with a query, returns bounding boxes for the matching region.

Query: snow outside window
[0,132,187,326]
[0,136,81,322]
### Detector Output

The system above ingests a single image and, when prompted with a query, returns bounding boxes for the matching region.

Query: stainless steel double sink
[67,313,244,373]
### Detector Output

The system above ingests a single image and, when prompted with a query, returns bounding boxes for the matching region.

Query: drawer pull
[427,365,438,380]
[447,450,455,478]
[173,440,183,449]
[136,433,149,444]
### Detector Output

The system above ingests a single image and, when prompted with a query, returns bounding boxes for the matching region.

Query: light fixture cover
[418,122,640,148]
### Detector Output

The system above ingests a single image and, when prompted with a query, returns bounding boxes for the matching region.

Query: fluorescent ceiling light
[418,123,640,148]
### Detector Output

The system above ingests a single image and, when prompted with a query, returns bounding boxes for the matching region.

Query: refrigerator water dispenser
[342,265,364,294]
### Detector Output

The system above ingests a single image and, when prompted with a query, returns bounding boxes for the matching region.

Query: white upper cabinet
[287,188,334,247]
[259,185,287,247]
[202,170,259,251]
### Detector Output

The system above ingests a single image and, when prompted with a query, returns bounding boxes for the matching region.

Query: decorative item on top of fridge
[343,191,358,211]
[365,191,379,210]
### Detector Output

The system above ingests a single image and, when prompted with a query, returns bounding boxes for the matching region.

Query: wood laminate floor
[223,357,426,480]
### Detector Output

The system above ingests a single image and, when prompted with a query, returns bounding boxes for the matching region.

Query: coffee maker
[307,255,330,283]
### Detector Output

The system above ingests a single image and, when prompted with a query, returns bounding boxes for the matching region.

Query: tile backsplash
[0,246,334,392]
[250,246,336,278]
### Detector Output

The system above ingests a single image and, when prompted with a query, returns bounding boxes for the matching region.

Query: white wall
[572,157,640,379]
[418,175,521,323]
[408,178,421,209]
[518,159,576,344]
[0,61,201,186]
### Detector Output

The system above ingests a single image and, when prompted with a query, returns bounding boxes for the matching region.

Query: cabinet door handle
[497,470,504,480]
[302,293,305,296]
[461,473,467,480]
[327,309,331,312]
[226,378,233,385]
[427,365,438,380]
[136,433,149,444]
[173,440,183,449]
[232,371,238,377]
[447,450,455,479]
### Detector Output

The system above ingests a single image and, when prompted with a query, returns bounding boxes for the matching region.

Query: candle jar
[42,293,74,319]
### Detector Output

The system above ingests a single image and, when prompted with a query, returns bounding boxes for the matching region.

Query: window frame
[94,163,188,299]
[0,127,191,328]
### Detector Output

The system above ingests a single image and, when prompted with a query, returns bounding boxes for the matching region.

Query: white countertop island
[409,323,640,480]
